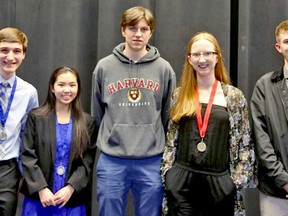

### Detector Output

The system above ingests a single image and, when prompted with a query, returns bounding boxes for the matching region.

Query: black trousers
[0,159,20,216]
[165,163,235,216]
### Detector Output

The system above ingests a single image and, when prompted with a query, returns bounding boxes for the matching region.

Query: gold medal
[197,141,206,152]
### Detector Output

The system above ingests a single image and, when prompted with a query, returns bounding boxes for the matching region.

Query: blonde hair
[0,27,28,53]
[275,20,288,43]
[170,32,231,122]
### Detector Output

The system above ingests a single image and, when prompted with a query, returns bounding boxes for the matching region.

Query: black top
[176,104,230,174]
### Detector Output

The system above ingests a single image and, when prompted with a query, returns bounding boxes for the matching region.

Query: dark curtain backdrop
[1,0,288,215]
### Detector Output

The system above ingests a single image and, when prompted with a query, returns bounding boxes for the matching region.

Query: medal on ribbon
[0,128,7,141]
[56,163,66,175]
[0,79,17,142]
[55,116,72,176]
[195,80,218,152]
[197,139,206,152]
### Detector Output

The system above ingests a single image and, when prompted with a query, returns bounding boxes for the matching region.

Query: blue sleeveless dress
[22,121,86,216]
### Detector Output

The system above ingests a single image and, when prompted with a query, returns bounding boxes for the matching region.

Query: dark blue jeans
[96,153,163,216]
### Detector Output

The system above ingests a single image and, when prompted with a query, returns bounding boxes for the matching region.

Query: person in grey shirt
[91,6,176,216]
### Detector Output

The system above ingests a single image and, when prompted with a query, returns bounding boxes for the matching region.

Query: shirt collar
[0,75,16,87]
[284,67,288,79]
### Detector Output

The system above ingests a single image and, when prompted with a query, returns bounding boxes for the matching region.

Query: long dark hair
[34,66,89,159]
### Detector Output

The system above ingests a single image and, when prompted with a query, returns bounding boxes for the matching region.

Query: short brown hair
[121,6,155,33]
[275,20,288,43]
[0,27,28,53]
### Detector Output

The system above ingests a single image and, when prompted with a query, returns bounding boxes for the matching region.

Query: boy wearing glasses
[91,6,176,216]
[251,19,288,215]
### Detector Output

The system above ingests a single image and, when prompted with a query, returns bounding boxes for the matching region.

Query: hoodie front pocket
[107,124,157,156]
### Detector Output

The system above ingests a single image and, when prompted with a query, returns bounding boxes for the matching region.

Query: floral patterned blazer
[161,83,257,216]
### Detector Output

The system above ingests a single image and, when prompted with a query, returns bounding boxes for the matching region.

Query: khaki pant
[259,191,288,216]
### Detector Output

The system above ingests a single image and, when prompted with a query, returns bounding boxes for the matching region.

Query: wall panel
[2,0,288,215]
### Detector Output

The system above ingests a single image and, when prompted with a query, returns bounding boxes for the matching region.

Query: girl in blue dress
[21,66,97,216]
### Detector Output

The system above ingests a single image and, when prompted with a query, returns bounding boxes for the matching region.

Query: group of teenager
[0,5,288,216]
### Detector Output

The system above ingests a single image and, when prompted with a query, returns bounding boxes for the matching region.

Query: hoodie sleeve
[161,67,176,133]
[91,63,105,128]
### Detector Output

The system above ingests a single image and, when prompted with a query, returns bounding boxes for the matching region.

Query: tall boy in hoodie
[91,6,176,216]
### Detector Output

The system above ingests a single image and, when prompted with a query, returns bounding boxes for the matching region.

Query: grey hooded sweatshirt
[91,43,176,158]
